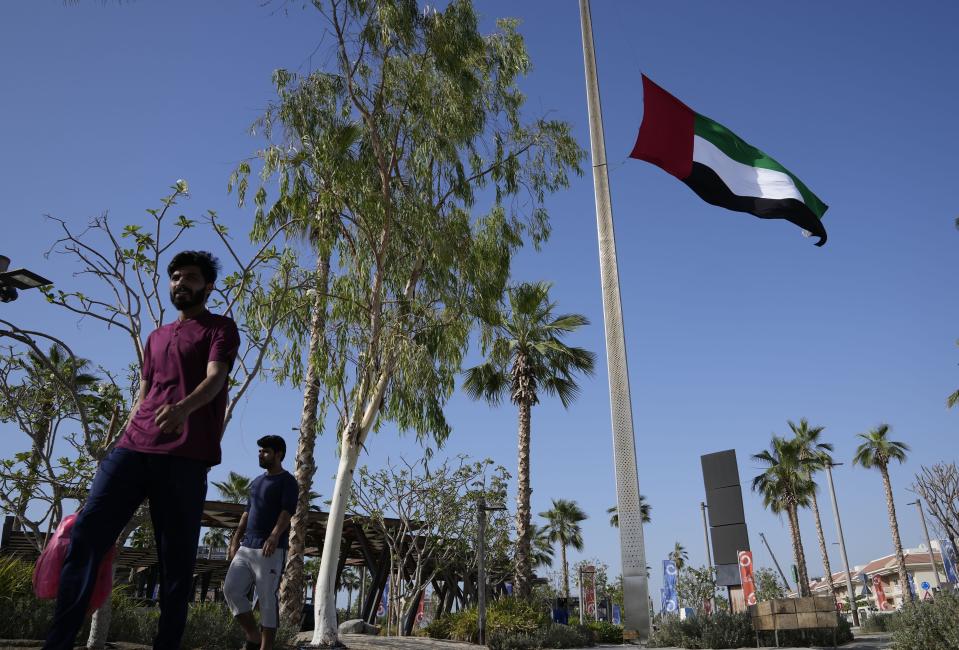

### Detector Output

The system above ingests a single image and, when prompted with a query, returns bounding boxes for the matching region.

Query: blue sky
[2,1,957,608]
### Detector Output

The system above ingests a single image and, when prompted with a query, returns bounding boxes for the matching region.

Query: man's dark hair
[167,251,221,284]
[257,435,286,458]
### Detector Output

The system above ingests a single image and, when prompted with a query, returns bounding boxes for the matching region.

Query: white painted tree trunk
[86,565,115,649]
[310,435,362,646]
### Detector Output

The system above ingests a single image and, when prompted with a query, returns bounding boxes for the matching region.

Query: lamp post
[907,499,942,590]
[477,496,506,646]
[758,532,792,595]
[825,462,859,626]
[0,255,53,303]
[700,502,716,613]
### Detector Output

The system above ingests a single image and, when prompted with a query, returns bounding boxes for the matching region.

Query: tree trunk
[514,398,533,598]
[279,251,331,628]
[809,487,836,599]
[786,505,810,596]
[880,466,912,604]
[561,541,569,600]
[86,513,142,649]
[310,429,363,646]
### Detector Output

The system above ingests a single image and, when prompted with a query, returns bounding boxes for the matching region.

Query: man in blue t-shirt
[224,435,298,650]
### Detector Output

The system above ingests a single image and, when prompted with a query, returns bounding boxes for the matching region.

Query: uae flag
[630,75,828,246]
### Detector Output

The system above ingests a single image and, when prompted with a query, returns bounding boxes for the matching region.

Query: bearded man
[44,251,240,650]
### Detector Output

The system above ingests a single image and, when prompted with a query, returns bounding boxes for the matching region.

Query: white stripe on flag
[693,135,804,203]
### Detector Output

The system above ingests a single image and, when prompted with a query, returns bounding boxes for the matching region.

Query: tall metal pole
[825,462,860,626]
[759,532,792,594]
[577,0,649,642]
[909,499,943,590]
[700,502,715,613]
[700,502,713,568]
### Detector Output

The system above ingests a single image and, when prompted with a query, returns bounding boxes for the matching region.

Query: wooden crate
[795,597,817,613]
[752,615,775,631]
[817,611,839,628]
[774,613,800,630]
[797,612,820,627]
[753,601,773,617]
[771,598,797,614]
[814,596,836,612]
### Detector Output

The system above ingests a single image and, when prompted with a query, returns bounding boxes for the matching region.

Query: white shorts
[223,546,286,629]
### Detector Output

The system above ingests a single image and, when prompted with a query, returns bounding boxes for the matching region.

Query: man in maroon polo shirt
[45,251,240,650]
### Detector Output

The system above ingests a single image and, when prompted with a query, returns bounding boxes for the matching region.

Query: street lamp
[907,499,942,590]
[0,255,53,303]
[824,461,860,626]
[476,495,506,646]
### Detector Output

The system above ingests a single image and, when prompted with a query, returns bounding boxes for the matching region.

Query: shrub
[891,593,959,650]
[487,628,541,650]
[860,611,896,632]
[541,623,593,648]
[649,612,753,649]
[587,620,623,643]
[425,597,548,643]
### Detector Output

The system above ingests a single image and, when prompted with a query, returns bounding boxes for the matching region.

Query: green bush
[860,611,896,632]
[425,597,548,643]
[487,629,541,650]
[0,555,34,599]
[541,623,593,648]
[587,620,623,643]
[891,593,959,650]
[649,612,753,649]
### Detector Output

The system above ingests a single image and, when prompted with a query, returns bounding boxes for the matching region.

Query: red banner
[738,551,757,606]
[582,565,597,619]
[872,575,888,610]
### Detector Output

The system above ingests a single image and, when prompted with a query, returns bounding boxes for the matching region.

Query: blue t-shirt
[241,470,299,550]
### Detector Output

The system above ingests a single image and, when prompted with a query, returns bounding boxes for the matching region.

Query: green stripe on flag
[694,113,827,219]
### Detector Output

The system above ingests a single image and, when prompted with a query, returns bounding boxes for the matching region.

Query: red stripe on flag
[629,75,695,179]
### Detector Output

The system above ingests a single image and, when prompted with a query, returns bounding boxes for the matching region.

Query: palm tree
[202,528,228,559]
[854,424,912,604]
[531,524,555,570]
[789,418,836,599]
[339,567,361,616]
[670,542,689,571]
[607,495,651,528]
[539,499,588,600]
[464,282,595,597]
[752,436,817,596]
[212,471,252,504]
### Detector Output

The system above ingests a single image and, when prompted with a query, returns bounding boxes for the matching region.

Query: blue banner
[612,604,621,625]
[941,539,959,583]
[663,559,678,613]
[858,571,871,597]
[906,572,916,599]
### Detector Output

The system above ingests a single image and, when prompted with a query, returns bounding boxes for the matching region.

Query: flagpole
[577,0,650,643]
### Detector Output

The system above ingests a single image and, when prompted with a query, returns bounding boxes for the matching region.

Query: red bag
[33,513,117,613]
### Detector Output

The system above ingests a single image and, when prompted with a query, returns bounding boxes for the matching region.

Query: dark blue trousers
[44,448,208,650]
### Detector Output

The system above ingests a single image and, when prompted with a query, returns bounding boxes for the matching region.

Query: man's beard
[170,286,205,310]
[258,458,271,469]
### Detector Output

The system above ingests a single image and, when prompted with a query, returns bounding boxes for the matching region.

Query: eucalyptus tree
[246,1,581,642]
[539,499,587,600]
[752,436,816,596]
[789,418,836,599]
[854,424,912,603]
[606,494,650,528]
[464,282,594,597]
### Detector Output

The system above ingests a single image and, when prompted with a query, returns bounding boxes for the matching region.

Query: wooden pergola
[1,501,493,633]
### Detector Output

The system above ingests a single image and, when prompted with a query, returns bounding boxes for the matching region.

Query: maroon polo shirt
[117,311,240,466]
